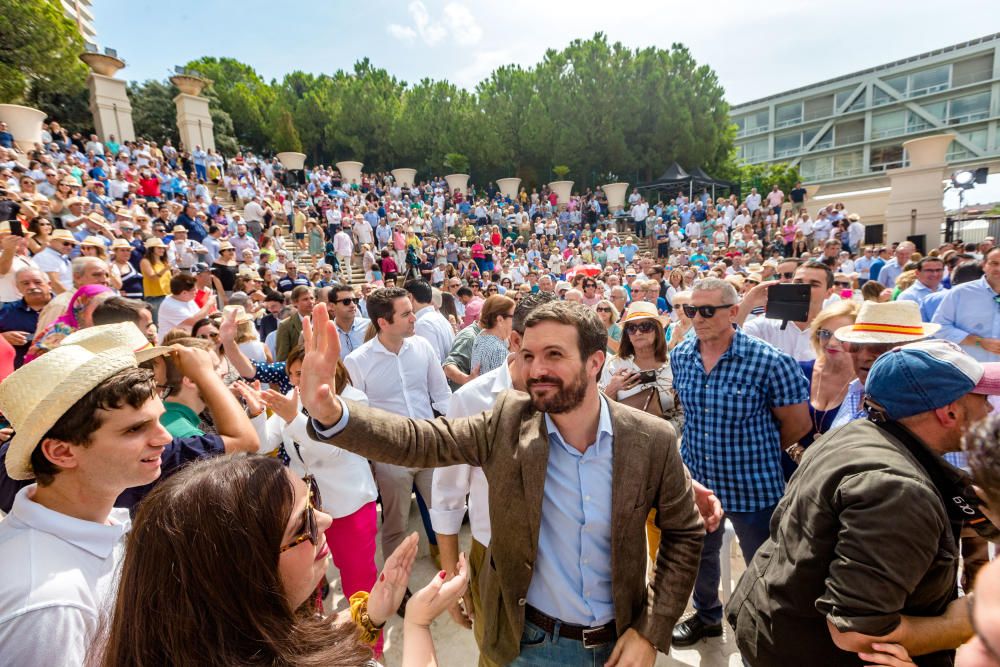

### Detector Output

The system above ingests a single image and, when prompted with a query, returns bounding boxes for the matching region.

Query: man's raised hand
[299,303,343,426]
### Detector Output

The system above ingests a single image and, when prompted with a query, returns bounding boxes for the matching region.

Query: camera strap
[873,420,998,544]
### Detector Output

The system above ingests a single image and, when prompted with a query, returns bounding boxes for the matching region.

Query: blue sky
[93,0,1000,105]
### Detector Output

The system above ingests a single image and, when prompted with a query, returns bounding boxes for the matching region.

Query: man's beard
[526,366,589,414]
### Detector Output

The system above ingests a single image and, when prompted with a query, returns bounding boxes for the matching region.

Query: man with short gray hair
[34,256,111,334]
[670,277,810,646]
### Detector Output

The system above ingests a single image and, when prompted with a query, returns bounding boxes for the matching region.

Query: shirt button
[584,495,591,502]
[518,598,526,606]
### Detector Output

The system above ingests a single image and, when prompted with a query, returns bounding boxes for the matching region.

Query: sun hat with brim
[0,345,138,480]
[61,322,173,364]
[834,301,939,344]
[65,196,89,207]
[218,241,235,252]
[172,225,188,234]
[110,239,133,250]
[80,235,106,247]
[143,237,166,249]
[866,339,1000,421]
[50,229,78,244]
[620,301,669,327]
[223,305,254,324]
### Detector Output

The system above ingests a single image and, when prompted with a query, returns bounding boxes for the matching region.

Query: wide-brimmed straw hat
[0,345,138,480]
[620,301,669,328]
[61,322,173,364]
[110,238,133,250]
[50,229,78,244]
[834,301,940,344]
[80,235,106,248]
[143,237,166,249]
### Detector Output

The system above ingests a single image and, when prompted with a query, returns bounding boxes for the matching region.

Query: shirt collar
[372,335,411,355]
[543,395,614,456]
[11,485,129,559]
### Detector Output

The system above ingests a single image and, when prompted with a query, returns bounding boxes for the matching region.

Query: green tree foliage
[730,162,802,198]
[128,80,179,145]
[0,0,88,120]
[177,33,735,189]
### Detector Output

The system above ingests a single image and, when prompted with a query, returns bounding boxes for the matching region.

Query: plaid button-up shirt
[671,329,808,512]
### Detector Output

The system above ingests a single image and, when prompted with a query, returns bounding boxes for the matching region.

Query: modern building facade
[60,0,98,49]
[731,33,1000,186]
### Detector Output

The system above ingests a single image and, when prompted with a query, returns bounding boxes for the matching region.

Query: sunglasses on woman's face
[682,303,735,319]
[280,475,323,553]
[595,307,612,313]
[624,320,656,336]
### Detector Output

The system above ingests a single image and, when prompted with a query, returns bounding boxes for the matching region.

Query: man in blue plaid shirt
[670,277,810,646]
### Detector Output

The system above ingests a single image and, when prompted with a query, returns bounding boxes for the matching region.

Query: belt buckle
[581,626,604,649]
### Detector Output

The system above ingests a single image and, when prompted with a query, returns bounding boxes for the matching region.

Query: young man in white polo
[0,334,176,663]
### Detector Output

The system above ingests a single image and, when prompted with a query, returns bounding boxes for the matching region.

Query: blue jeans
[508,620,614,666]
[692,504,776,625]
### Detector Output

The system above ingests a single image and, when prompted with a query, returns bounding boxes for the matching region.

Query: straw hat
[50,229,78,244]
[0,345,138,480]
[80,235,106,248]
[620,301,669,327]
[62,322,172,364]
[110,238,133,251]
[223,305,254,324]
[218,241,235,252]
[65,196,89,207]
[172,225,188,234]
[834,301,940,344]
[143,237,166,249]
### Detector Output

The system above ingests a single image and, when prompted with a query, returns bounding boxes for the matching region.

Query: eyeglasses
[335,297,360,306]
[779,272,795,280]
[280,475,323,553]
[624,320,657,335]
[58,241,74,247]
[834,281,851,288]
[155,383,173,399]
[682,303,735,319]
[817,329,836,343]
[595,307,612,313]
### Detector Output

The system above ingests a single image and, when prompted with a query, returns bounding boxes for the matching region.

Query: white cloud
[453,49,513,89]
[409,0,447,46]
[443,3,483,46]
[387,23,417,44]
[386,1,483,48]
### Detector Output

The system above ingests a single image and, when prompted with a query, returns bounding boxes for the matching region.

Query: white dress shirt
[414,306,455,363]
[344,334,451,418]
[742,316,816,362]
[259,385,378,519]
[430,361,511,546]
[0,486,130,665]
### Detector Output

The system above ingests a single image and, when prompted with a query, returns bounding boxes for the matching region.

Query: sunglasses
[834,282,851,288]
[595,307,612,313]
[624,320,657,335]
[817,329,836,342]
[280,475,323,553]
[682,303,735,319]
[779,272,795,280]
[335,297,360,306]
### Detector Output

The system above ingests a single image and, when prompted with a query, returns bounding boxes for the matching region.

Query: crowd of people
[1,124,1000,666]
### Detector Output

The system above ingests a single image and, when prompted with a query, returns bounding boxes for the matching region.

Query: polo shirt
[161,401,205,438]
[0,486,129,665]
[0,299,41,366]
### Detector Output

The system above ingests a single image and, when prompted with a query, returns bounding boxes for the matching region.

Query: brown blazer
[309,389,704,664]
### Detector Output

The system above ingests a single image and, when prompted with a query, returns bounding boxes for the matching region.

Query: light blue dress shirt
[525,398,615,626]
[932,277,1000,362]
[897,280,941,308]
[336,316,371,359]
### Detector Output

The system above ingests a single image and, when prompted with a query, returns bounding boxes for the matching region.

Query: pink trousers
[325,501,381,654]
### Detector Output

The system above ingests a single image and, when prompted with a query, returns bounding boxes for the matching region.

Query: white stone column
[80,52,135,142]
[170,74,215,152]
[884,134,955,245]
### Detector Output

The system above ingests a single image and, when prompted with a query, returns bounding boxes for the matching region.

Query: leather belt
[525,605,617,649]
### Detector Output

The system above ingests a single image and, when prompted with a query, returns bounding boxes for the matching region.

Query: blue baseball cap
[866,340,1000,420]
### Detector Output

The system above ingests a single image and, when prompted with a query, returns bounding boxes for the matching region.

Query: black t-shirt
[0,434,225,515]
[791,187,807,203]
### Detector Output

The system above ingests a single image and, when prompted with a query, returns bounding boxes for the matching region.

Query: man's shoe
[672,615,723,647]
